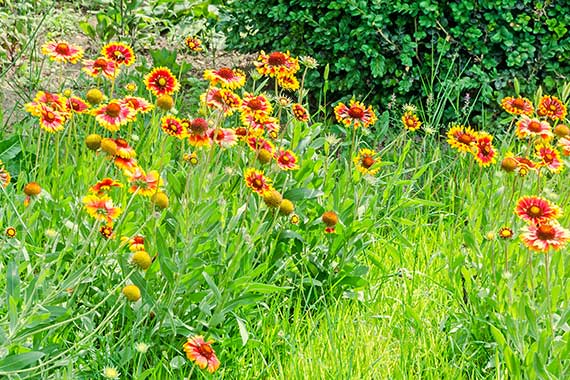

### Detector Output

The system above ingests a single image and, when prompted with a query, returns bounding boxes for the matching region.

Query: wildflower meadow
[0,1,569,379]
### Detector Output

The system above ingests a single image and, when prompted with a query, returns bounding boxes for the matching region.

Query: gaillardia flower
[322,210,339,234]
[446,124,477,154]
[498,227,514,239]
[500,96,534,116]
[186,118,211,147]
[274,149,299,170]
[0,161,11,188]
[334,99,377,128]
[535,144,563,173]
[82,57,119,79]
[121,96,154,114]
[41,41,84,64]
[89,178,123,195]
[244,168,272,195]
[537,95,567,121]
[161,115,187,139]
[353,148,380,175]
[82,194,122,224]
[66,96,90,114]
[255,51,300,78]
[92,100,135,132]
[401,111,422,131]
[515,196,561,224]
[241,93,273,121]
[185,36,203,52]
[125,168,163,197]
[472,132,496,167]
[208,128,237,148]
[291,103,309,122]
[277,74,300,91]
[202,87,241,115]
[183,336,220,373]
[515,116,552,140]
[204,67,246,89]
[102,42,135,66]
[520,222,570,252]
[144,67,180,96]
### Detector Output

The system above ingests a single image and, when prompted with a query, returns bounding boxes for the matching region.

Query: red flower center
[167,122,179,133]
[217,67,235,80]
[281,155,290,163]
[543,153,554,162]
[253,178,263,189]
[528,121,542,132]
[458,134,474,144]
[549,104,558,112]
[45,111,56,122]
[116,138,128,147]
[190,118,208,133]
[198,343,214,359]
[347,106,364,119]
[512,98,525,109]
[247,98,263,111]
[113,50,125,62]
[268,52,287,66]
[527,205,542,217]
[215,130,225,140]
[106,102,122,118]
[362,156,375,168]
[536,224,556,240]
[94,58,108,69]
[406,118,416,126]
[55,43,70,55]
[235,127,247,137]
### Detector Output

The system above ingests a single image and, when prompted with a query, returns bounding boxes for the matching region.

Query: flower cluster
[446,124,497,167]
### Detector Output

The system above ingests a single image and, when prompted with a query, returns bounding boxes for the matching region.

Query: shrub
[220,0,570,124]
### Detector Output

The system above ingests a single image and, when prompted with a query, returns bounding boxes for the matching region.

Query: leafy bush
[220,0,570,124]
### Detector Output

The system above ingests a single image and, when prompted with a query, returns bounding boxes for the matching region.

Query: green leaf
[245,283,289,294]
[235,316,249,346]
[490,324,506,348]
[283,188,324,201]
[0,351,45,372]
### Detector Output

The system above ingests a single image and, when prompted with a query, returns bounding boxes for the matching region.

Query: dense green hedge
[219,0,569,121]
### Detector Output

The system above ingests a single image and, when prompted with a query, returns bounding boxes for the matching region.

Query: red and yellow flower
[535,144,563,173]
[144,67,180,96]
[204,67,246,89]
[255,51,300,78]
[185,36,203,52]
[500,96,534,116]
[125,168,163,197]
[121,96,154,114]
[241,93,272,121]
[202,87,241,115]
[161,115,187,139]
[401,111,422,131]
[537,95,567,121]
[183,336,220,373]
[472,132,496,167]
[353,148,380,175]
[66,96,90,114]
[559,137,570,156]
[102,42,135,66]
[37,105,66,133]
[277,74,300,91]
[247,136,274,154]
[274,149,299,170]
[41,41,84,64]
[82,57,119,79]
[520,221,570,252]
[244,168,273,195]
[446,124,478,154]
[25,91,68,115]
[515,116,552,140]
[334,99,377,129]
[498,227,514,239]
[186,118,211,147]
[89,178,123,195]
[82,194,122,224]
[92,100,135,132]
[291,103,309,122]
[208,128,237,148]
[515,196,561,225]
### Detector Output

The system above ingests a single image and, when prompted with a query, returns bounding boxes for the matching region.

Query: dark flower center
[348,106,364,119]
[268,52,287,66]
[116,138,128,148]
[94,58,108,69]
[190,118,208,133]
[55,43,70,55]
[45,111,56,122]
[198,343,214,359]
[106,102,121,117]
[512,98,525,109]
[549,104,558,112]
[458,134,474,144]
[253,178,263,189]
[528,121,542,132]
[362,156,375,168]
[247,98,263,111]
[158,77,167,87]
[536,224,556,240]
[217,67,235,79]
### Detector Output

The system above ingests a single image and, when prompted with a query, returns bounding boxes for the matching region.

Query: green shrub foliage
[220,0,569,117]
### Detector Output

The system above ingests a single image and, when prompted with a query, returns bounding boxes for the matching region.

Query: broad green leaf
[0,351,45,372]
